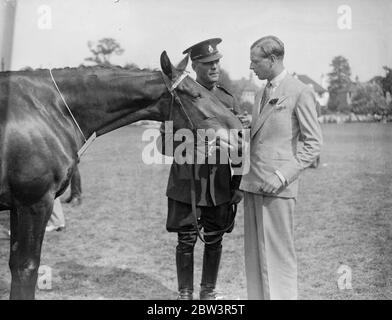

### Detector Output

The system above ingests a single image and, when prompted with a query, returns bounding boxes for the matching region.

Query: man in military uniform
[159,38,243,300]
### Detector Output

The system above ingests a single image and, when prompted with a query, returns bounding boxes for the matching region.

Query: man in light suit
[239,36,322,300]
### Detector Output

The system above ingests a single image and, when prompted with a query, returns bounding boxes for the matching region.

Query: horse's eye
[191,92,201,100]
[177,87,201,99]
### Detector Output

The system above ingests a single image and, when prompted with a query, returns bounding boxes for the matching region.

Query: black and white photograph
[0,0,391,303]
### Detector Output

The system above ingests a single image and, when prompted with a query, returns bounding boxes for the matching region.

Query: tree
[327,56,352,112]
[85,38,124,66]
[351,83,391,115]
[20,66,33,71]
[124,62,139,70]
[381,66,392,97]
[328,56,352,91]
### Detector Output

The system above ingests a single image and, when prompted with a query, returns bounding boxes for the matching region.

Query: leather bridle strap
[161,71,198,132]
[161,72,237,245]
[161,71,188,93]
[190,161,238,245]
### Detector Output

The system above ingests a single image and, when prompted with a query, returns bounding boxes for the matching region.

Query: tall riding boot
[176,249,194,300]
[200,246,222,300]
[176,231,197,300]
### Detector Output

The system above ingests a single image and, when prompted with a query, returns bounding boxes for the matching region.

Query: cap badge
[208,45,214,53]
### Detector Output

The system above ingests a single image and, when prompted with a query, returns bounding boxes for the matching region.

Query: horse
[0,51,243,299]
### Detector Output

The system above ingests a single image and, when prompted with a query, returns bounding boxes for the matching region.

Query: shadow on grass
[50,260,177,300]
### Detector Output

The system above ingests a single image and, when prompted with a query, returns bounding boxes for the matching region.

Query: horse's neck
[53,67,167,139]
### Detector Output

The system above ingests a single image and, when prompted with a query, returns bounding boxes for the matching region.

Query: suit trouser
[243,192,297,300]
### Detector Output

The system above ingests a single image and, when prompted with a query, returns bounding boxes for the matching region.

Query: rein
[161,72,237,245]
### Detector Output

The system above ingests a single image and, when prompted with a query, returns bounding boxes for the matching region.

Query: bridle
[161,72,237,245]
[51,67,236,245]
[161,71,197,133]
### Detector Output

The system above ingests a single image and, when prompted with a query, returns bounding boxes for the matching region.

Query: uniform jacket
[159,85,242,206]
[240,72,322,198]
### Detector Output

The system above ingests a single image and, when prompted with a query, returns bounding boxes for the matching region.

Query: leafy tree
[85,38,124,66]
[20,66,33,71]
[381,66,392,97]
[124,62,139,70]
[351,83,391,115]
[328,56,352,91]
[327,56,352,111]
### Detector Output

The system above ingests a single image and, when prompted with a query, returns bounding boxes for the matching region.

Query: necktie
[259,82,272,114]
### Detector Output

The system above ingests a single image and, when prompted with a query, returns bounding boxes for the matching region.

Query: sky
[1,0,392,86]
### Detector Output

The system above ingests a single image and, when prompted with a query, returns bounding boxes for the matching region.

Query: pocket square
[269,96,288,106]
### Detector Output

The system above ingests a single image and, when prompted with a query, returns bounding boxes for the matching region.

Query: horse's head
[159,51,244,157]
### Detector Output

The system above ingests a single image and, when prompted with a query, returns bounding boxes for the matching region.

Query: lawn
[1,122,391,299]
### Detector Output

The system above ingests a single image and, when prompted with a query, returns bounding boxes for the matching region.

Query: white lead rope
[77,132,96,158]
[49,69,87,142]
[49,69,96,159]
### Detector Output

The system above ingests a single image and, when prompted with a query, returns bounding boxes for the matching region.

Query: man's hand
[230,189,244,204]
[260,174,283,194]
[237,113,251,129]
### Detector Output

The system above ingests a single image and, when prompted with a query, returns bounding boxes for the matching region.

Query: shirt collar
[269,69,288,89]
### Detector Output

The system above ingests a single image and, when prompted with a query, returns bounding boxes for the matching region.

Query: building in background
[240,75,259,105]
[236,73,257,104]
[293,73,329,108]
[333,83,357,111]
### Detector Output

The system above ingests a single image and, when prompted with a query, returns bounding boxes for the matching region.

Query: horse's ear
[176,54,189,72]
[160,51,174,80]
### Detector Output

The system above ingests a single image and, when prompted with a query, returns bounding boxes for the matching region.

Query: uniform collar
[196,79,217,91]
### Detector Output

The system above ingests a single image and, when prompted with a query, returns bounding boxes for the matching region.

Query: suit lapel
[250,91,263,130]
[251,74,290,139]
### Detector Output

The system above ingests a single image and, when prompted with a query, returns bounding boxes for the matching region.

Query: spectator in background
[62,165,82,206]
[2,197,66,238]
[45,198,66,232]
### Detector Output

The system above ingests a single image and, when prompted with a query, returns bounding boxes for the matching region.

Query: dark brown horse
[0,51,243,299]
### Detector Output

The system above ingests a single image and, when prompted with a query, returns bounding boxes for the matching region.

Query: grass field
[1,123,392,300]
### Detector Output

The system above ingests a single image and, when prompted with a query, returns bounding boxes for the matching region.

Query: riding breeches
[166,198,232,235]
